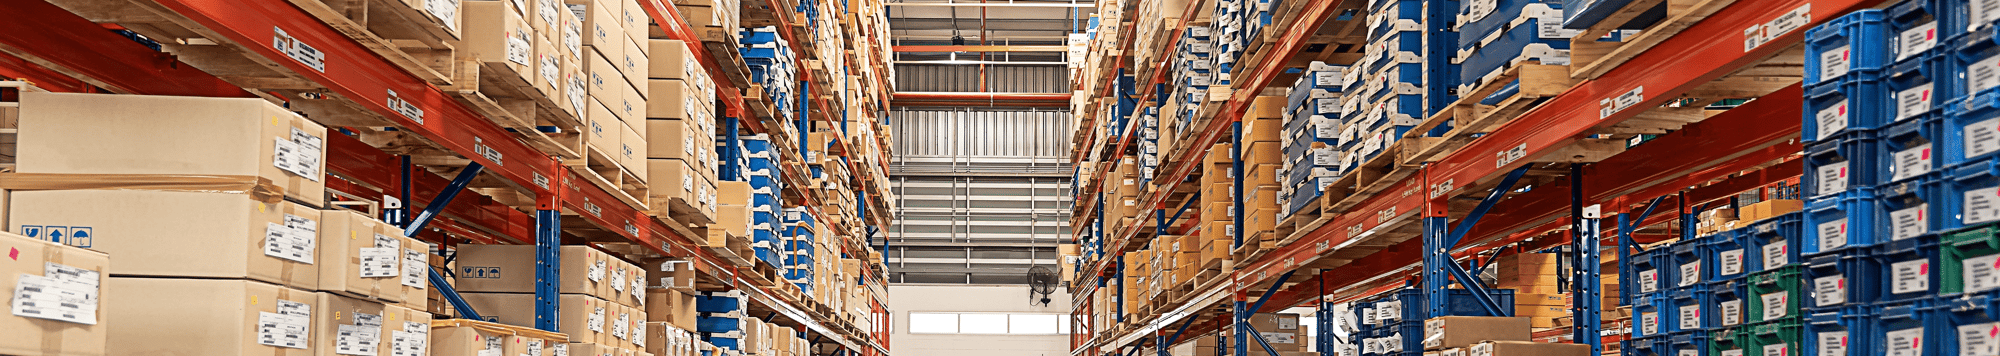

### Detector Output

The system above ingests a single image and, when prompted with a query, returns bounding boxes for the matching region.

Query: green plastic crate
[1710,326,1750,356]
[1942,223,2000,295]
[1747,265,1803,323]
[1746,318,1804,356]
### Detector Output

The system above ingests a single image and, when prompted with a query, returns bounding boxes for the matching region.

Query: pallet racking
[0,0,894,354]
[1065,0,1884,355]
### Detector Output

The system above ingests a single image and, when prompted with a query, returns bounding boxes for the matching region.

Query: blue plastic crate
[1884,54,1957,124]
[1873,236,1943,302]
[1806,191,1882,255]
[1945,92,2000,169]
[1365,23,1423,71]
[1368,0,1424,21]
[1635,294,1668,338]
[696,315,741,333]
[1806,131,1881,197]
[1384,288,1516,323]
[1877,173,1948,241]
[1804,10,1890,86]
[1885,0,1962,63]
[1748,213,1807,272]
[1934,294,2000,356]
[1805,308,1873,356]
[705,335,740,350]
[1955,25,2000,103]
[1626,335,1670,356]
[1709,278,1749,330]
[1670,237,1711,290]
[1803,250,1883,311]
[1949,160,2000,230]
[1670,285,1713,333]
[694,294,742,313]
[1459,1,1560,48]
[1872,300,1937,356]
[1806,76,1891,143]
[1634,246,1670,296]
[1881,114,1948,183]
[1710,228,1754,281]
[1669,331,1711,356]
[1458,5,1570,83]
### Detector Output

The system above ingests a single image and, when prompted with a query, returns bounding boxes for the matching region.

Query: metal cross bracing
[0,0,892,353]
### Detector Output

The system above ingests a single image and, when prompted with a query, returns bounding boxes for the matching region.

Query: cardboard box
[621,121,648,180]
[381,304,434,354]
[617,80,645,124]
[647,79,711,120]
[1469,341,1589,356]
[316,209,421,304]
[430,319,567,356]
[453,245,621,299]
[614,262,648,307]
[17,93,329,207]
[573,0,624,61]
[461,293,611,344]
[313,292,388,355]
[643,322,698,356]
[105,278,318,355]
[1422,316,1531,350]
[0,230,107,355]
[645,259,697,292]
[649,159,716,214]
[459,2,538,88]
[1738,199,1803,223]
[621,37,649,96]
[649,40,701,80]
[10,191,320,290]
[644,289,699,332]
[570,343,623,356]
[587,98,622,157]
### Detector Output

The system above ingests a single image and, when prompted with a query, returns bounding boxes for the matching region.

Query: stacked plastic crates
[1453,0,1574,96]
[695,290,748,350]
[1207,0,1273,79]
[1135,107,1161,184]
[1357,288,1514,355]
[1945,2,2000,355]
[741,26,798,126]
[1343,0,1436,169]
[737,134,784,267]
[1174,26,1217,133]
[781,207,817,294]
[1278,62,1345,218]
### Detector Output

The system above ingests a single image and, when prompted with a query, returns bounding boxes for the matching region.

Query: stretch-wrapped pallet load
[1278,61,1346,218]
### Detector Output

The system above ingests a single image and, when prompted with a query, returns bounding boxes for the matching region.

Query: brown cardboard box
[570,343,622,356]
[644,322,697,356]
[381,304,433,353]
[645,119,707,167]
[430,319,567,356]
[535,36,562,99]
[649,159,716,215]
[10,191,320,290]
[313,292,387,356]
[585,48,622,100]
[1469,341,1590,356]
[527,0,566,40]
[1738,199,1804,223]
[1422,316,1531,350]
[646,79,710,120]
[106,277,318,355]
[1515,305,1570,318]
[459,2,538,88]
[621,37,649,96]
[573,0,623,60]
[462,292,612,345]
[645,259,697,291]
[1514,293,1568,306]
[1246,208,1278,235]
[649,40,701,80]
[712,204,750,238]
[0,230,107,355]
[617,80,645,124]
[18,93,329,207]
[587,98,622,157]
[1248,313,1302,352]
[453,245,615,298]
[644,289,699,332]
[316,209,414,303]
[621,122,648,180]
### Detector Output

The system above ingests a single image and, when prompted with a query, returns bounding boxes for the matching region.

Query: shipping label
[1890,204,1930,241]
[1819,46,1852,80]
[1959,323,2000,356]
[1896,22,1938,60]
[1895,84,1933,121]
[1968,187,2000,225]
[1892,144,1934,181]
[1887,327,1924,356]
[1763,240,1789,271]
[1965,254,2000,293]
[1816,161,1849,195]
[1819,219,1850,251]
[1817,101,1850,140]
[1760,292,1788,321]
[1680,261,1701,287]
[1891,259,1931,294]
[1720,249,1745,276]
[1818,331,1847,356]
[1814,275,1847,306]
[1720,299,1742,326]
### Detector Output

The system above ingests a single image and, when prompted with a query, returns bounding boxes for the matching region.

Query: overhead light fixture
[951,35,965,46]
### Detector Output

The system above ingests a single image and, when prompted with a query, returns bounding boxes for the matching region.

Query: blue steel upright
[1425,167,1529,318]
[406,163,486,321]
[1569,164,1601,355]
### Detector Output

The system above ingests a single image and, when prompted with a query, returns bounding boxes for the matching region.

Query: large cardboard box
[453,244,621,299]
[621,121,648,181]
[430,319,567,356]
[644,259,698,292]
[644,289,699,331]
[647,79,711,120]
[461,292,613,345]
[317,209,424,305]
[649,40,702,80]
[381,304,434,354]
[587,98,623,157]
[645,119,717,179]
[649,159,716,214]
[0,231,108,355]
[460,2,538,88]
[106,278,318,355]
[1422,316,1531,350]
[570,343,623,356]
[10,191,320,290]
[622,37,649,96]
[17,93,329,207]
[1469,341,1590,356]
[572,0,624,61]
[313,292,387,356]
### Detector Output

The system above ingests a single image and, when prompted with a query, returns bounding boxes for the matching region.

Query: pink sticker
[6,247,15,260]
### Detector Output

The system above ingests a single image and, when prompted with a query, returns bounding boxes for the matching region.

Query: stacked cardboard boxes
[1239,96,1287,247]
[455,245,650,353]
[1491,253,1620,328]
[646,39,721,223]
[431,319,571,356]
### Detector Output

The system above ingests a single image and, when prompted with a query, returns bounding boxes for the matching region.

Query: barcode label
[360,247,400,278]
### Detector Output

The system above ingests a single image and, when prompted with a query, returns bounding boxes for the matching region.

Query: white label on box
[1890,204,1930,241]
[1720,299,1742,326]
[10,273,99,324]
[1975,55,2000,94]
[258,300,312,349]
[335,324,381,355]
[290,128,323,180]
[264,222,314,264]
[1975,117,2000,159]
[1721,249,1746,275]
[1680,304,1700,330]
[1722,349,1744,356]
[427,0,459,33]
[1893,144,1933,181]
[1681,261,1701,287]
[526,339,542,356]
[633,321,646,346]
[1818,331,1847,356]
[1896,84,1933,121]
[402,248,427,288]
[613,311,630,339]
[1966,254,2000,293]
[1261,332,1295,344]
[273,138,301,177]
[1887,327,1924,356]
[1817,161,1849,195]
[589,260,605,282]
[1820,46,1851,80]
[1761,292,1789,321]
[1641,312,1658,335]
[506,36,530,66]
[1819,218,1850,251]
[391,330,428,356]
[540,55,559,87]
[611,269,626,292]
[1639,269,1659,293]
[1763,240,1790,270]
[1764,344,1788,356]
[1891,259,1931,294]
[1968,187,2000,225]
[360,247,399,278]
[1814,275,1847,306]
[1817,101,1850,140]
[1681,351,1699,356]
[587,306,605,332]
[1897,22,1938,60]
[1960,323,2000,356]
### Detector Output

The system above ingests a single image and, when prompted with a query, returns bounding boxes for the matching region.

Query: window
[907,312,1072,335]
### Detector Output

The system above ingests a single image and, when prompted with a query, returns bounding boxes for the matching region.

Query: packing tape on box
[0,173,286,203]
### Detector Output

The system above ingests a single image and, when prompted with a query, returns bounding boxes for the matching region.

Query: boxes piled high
[0,230,108,355]
[454,244,649,352]
[1238,96,1287,250]
[646,39,721,225]
[552,0,653,201]
[1278,62,1346,217]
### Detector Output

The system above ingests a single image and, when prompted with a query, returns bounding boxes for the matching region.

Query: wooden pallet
[285,0,458,85]
[1567,0,1741,80]
[1402,63,1580,164]
[652,194,716,227]
[1235,0,1368,88]
[698,228,757,267]
[693,25,756,90]
[1319,140,1421,213]
[439,56,588,159]
[1274,201,1330,246]
[567,142,650,210]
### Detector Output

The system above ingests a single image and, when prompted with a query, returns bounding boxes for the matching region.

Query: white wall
[890,285,1073,356]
